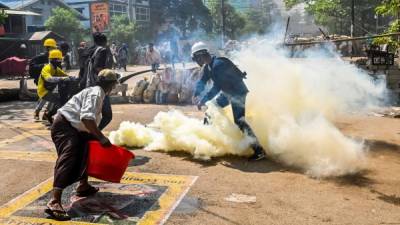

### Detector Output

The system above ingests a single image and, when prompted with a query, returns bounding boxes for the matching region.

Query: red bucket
[87,141,135,183]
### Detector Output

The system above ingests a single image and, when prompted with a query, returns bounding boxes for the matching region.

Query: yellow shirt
[37,64,67,98]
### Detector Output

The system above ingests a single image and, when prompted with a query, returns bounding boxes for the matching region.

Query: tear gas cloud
[110,30,389,178]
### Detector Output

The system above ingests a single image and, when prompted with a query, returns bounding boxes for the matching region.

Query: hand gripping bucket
[87,141,135,183]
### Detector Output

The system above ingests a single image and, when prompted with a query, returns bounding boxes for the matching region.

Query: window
[33,16,43,24]
[75,7,84,14]
[110,3,127,17]
[135,7,149,21]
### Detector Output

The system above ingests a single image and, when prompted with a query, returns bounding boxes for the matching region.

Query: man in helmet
[30,38,58,120]
[191,42,266,161]
[37,49,70,123]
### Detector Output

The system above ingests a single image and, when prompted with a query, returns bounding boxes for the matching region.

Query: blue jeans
[216,93,264,154]
[35,99,47,112]
[43,91,61,118]
[151,63,159,72]
[98,96,112,130]
[155,91,163,104]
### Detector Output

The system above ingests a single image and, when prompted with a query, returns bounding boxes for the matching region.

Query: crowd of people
[28,33,266,221]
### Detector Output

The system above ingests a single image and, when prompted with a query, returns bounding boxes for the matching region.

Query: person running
[30,38,57,120]
[36,49,70,123]
[118,43,129,71]
[191,42,266,161]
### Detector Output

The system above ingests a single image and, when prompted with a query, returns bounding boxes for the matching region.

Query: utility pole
[351,0,355,37]
[221,0,225,48]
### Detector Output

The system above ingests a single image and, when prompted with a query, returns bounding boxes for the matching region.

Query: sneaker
[248,152,266,161]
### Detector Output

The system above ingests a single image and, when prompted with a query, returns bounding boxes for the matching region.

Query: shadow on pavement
[0,101,35,121]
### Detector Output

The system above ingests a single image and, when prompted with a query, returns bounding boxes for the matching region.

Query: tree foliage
[109,15,136,44]
[374,0,400,49]
[241,1,282,36]
[45,7,83,43]
[376,0,400,16]
[150,0,213,38]
[0,9,8,25]
[283,0,383,36]
[208,1,246,40]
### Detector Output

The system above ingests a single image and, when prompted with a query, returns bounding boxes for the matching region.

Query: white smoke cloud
[110,32,388,177]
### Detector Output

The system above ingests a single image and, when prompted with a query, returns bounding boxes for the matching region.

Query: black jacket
[194,56,249,104]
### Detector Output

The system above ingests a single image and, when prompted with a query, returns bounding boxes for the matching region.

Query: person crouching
[45,69,117,221]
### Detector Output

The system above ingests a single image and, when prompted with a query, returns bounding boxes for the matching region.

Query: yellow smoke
[110,103,253,160]
[110,40,387,177]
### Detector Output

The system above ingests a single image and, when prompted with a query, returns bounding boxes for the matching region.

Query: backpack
[80,46,104,89]
[217,57,247,79]
[29,53,48,85]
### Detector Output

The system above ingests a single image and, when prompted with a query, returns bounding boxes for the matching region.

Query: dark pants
[216,93,264,154]
[98,96,112,130]
[151,63,159,73]
[43,83,75,119]
[43,91,61,119]
[51,115,93,189]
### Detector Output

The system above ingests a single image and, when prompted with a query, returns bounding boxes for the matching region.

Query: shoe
[42,112,53,124]
[248,152,266,161]
[42,112,48,121]
[34,112,39,120]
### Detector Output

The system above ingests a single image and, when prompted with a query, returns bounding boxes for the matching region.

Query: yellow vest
[37,64,67,98]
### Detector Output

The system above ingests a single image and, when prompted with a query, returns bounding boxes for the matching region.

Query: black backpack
[29,53,48,85]
[80,46,104,89]
[217,57,247,79]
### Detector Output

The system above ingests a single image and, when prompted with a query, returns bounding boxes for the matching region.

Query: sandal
[76,186,99,197]
[45,207,71,221]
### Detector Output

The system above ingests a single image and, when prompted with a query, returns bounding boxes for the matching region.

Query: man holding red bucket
[46,69,118,220]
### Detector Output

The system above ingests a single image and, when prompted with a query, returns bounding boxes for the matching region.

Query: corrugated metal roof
[5,9,40,16]
[1,0,37,9]
[1,0,86,19]
[28,31,52,41]
[0,3,10,9]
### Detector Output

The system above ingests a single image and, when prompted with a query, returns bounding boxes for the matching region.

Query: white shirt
[58,86,105,132]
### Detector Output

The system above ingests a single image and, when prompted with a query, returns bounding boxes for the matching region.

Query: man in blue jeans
[191,42,266,161]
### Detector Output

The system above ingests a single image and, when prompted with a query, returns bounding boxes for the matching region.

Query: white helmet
[191,42,209,57]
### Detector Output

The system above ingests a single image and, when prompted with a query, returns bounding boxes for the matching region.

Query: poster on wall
[90,2,110,33]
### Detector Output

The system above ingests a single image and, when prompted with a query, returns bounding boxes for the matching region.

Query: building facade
[65,0,151,29]
[1,0,86,32]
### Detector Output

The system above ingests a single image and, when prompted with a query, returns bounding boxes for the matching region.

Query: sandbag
[143,88,156,103]
[166,82,179,104]
[148,73,161,92]
[132,79,148,103]
[179,86,192,104]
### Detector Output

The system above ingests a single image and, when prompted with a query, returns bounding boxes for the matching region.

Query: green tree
[374,0,400,49]
[109,15,136,44]
[45,7,83,43]
[150,0,213,38]
[283,0,383,36]
[0,9,8,25]
[241,1,282,35]
[208,1,246,40]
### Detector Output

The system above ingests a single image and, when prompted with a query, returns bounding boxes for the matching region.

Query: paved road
[0,99,399,224]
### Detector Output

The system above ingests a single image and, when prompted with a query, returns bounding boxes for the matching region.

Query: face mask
[51,60,62,68]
